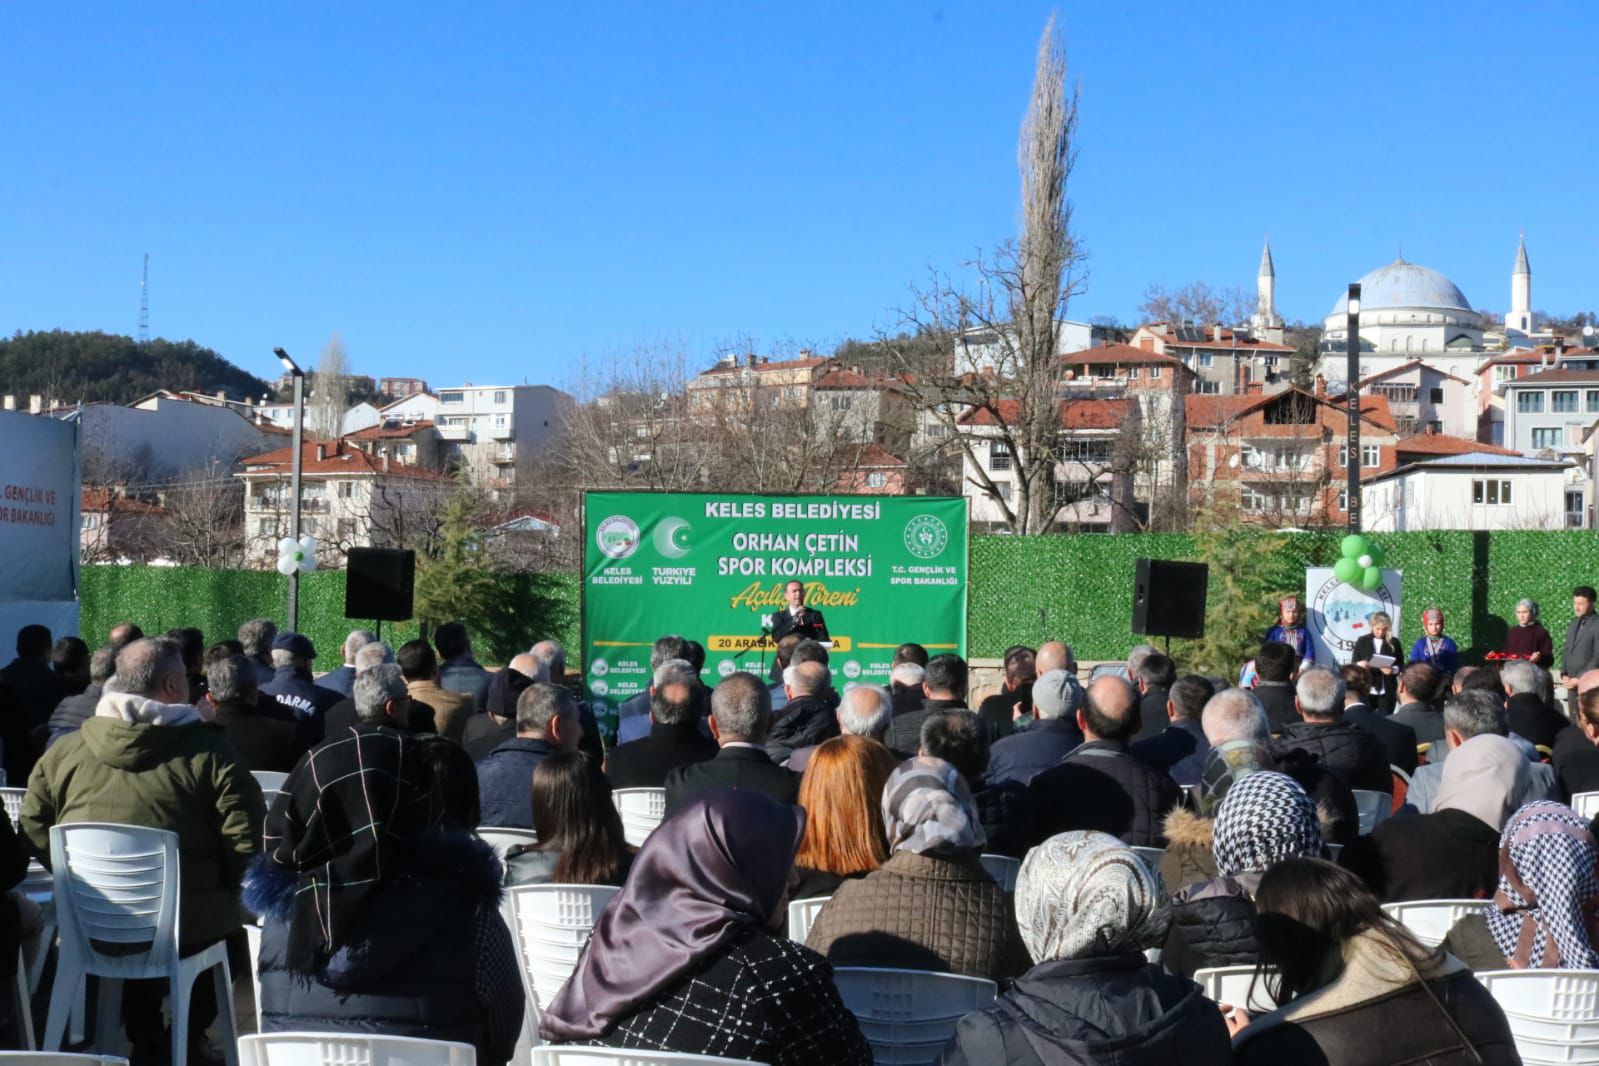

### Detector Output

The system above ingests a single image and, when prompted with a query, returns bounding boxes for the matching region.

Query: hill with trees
[0,330,274,406]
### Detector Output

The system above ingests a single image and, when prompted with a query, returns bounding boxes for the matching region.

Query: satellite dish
[1584,325,1595,338]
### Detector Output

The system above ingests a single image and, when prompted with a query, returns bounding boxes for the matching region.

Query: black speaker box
[1131,559,1209,639]
[345,547,416,622]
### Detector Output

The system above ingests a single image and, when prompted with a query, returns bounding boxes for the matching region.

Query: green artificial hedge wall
[76,530,1599,667]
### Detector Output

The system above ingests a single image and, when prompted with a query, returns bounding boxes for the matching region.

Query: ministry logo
[903,514,949,559]
[595,515,641,559]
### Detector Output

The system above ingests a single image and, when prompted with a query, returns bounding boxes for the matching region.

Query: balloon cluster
[276,535,319,576]
[1334,534,1384,591]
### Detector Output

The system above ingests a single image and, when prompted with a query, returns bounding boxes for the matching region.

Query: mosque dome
[1328,258,1473,317]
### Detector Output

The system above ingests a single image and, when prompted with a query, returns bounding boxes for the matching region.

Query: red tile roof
[1187,388,1395,433]
[344,420,435,440]
[697,356,832,377]
[1059,344,1187,368]
[81,488,164,514]
[1507,368,1599,385]
[837,443,906,468]
[1141,325,1294,353]
[815,369,904,390]
[238,441,453,482]
[1358,360,1469,387]
[1393,432,1520,458]
[959,397,1128,430]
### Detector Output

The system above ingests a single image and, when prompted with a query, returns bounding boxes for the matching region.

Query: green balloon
[1333,557,1362,583]
[1361,565,1383,591]
[1340,533,1369,560]
[1365,542,1385,568]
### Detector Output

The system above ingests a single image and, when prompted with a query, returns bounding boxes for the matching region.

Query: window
[1429,387,1445,404]
[1426,420,1443,434]
[337,482,354,498]
[828,395,852,411]
[1198,353,1214,368]
[1553,390,1580,413]
[1531,427,1563,449]
[1496,365,1515,381]
[494,390,506,404]
[865,472,888,488]
[1336,491,1348,511]
[926,424,949,439]
[1363,444,1380,468]
[1197,381,1220,395]
[995,481,1012,501]
[257,517,278,538]
[1472,479,1513,505]
[1149,366,1162,379]
[1061,439,1114,464]
[1567,491,1586,528]
[1241,488,1267,512]
[1127,367,1140,379]
[1517,391,1545,413]
[989,441,1012,471]
[1588,391,1599,413]
[439,391,464,404]
[495,414,507,428]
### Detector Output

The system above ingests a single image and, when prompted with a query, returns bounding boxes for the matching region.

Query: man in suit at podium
[770,580,828,681]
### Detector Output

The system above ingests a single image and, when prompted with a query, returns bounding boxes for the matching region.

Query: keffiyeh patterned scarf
[1015,831,1165,963]
[881,756,986,855]
[1198,739,1269,816]
[1485,801,1599,970]
[1212,771,1322,877]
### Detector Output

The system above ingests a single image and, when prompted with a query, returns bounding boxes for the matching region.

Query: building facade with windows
[1357,361,1473,439]
[1501,370,1599,456]
[1363,452,1574,531]
[430,384,572,497]
[957,398,1132,532]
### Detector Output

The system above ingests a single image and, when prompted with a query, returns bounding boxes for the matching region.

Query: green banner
[582,491,968,739]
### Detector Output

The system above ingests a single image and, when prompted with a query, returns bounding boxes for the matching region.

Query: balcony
[491,446,517,464]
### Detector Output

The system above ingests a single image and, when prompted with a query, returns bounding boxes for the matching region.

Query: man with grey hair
[526,638,605,761]
[23,637,263,1061]
[784,684,894,774]
[206,652,302,772]
[665,671,796,813]
[1275,666,1391,792]
[766,659,838,766]
[352,663,413,727]
[987,669,1086,787]
[238,617,279,685]
[1405,690,1558,813]
[319,629,378,698]
[1503,659,1570,750]
[615,634,693,746]
[477,681,582,828]
[1201,687,1271,747]
[889,660,926,717]
[605,664,717,789]
[320,641,438,739]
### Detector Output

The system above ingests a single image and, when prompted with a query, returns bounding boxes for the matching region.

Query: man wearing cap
[258,632,344,724]
[984,669,1085,788]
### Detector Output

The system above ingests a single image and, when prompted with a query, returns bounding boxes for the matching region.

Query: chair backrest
[1476,969,1599,1054]
[477,826,540,865]
[1352,789,1391,835]
[49,823,182,978]
[1571,791,1599,820]
[1194,964,1276,1014]
[506,883,621,1011]
[978,854,1020,891]
[238,1032,476,1065]
[612,788,667,847]
[833,966,998,1064]
[787,896,832,944]
[529,1049,764,1065]
[1,786,25,825]
[1129,846,1166,878]
[252,770,289,793]
[244,920,264,1022]
[0,1055,132,1064]
[1381,899,1484,948]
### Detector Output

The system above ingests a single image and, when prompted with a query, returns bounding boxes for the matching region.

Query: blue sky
[4,2,1596,391]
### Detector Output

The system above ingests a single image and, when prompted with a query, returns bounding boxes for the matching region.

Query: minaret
[1252,238,1284,342]
[1506,235,1533,336]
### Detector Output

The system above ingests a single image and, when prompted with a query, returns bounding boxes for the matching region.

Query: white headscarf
[1434,734,1535,831]
[1015,831,1166,963]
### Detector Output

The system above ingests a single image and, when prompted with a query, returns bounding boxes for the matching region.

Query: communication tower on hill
[138,253,150,345]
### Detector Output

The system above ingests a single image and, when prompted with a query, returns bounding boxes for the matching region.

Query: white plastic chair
[0,1055,130,1064]
[1476,969,1599,1062]
[13,944,36,1049]
[787,896,832,944]
[1381,899,1483,948]
[1352,789,1391,835]
[476,826,540,866]
[612,788,667,847]
[1194,964,1276,1014]
[833,966,998,1063]
[243,920,263,1023]
[530,1050,763,1065]
[250,771,289,793]
[1129,846,1166,876]
[1,785,25,825]
[978,854,1020,891]
[237,1032,475,1065]
[504,884,621,1055]
[1572,791,1599,820]
[42,823,239,1066]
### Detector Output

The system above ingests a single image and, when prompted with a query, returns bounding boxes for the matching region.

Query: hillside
[0,330,275,406]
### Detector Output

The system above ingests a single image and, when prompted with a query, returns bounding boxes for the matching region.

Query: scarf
[94,691,203,726]
[259,725,434,972]
[1433,734,1534,832]
[539,788,804,1042]
[1198,738,1269,816]
[1485,801,1599,970]
[1015,831,1165,963]
[881,756,986,855]
[1213,771,1322,877]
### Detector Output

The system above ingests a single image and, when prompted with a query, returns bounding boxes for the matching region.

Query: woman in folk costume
[1410,606,1461,676]
[1264,596,1314,666]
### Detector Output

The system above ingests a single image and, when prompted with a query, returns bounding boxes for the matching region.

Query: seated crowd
[7,609,1599,1066]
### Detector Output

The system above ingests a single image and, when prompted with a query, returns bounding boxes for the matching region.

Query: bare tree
[561,346,713,492]
[157,463,246,567]
[1138,281,1254,327]
[307,331,351,438]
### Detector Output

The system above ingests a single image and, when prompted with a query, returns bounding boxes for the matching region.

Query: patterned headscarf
[1517,598,1541,624]
[1213,772,1322,877]
[1485,801,1599,970]
[881,756,986,855]
[1198,739,1269,816]
[1015,831,1165,963]
[1423,606,1445,626]
[1279,597,1301,624]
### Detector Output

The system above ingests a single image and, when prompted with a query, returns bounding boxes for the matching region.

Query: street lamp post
[1345,284,1362,534]
[274,347,306,630]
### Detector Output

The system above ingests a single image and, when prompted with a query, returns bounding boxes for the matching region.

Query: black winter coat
[1554,724,1599,800]
[1342,703,1418,774]
[1275,719,1394,793]
[939,954,1232,1066]
[1162,874,1262,979]
[886,698,973,757]
[1339,807,1500,903]
[765,694,839,766]
[1507,692,1569,752]
[1027,740,1180,848]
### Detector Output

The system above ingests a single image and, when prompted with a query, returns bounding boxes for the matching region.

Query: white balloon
[276,556,298,576]
[300,555,318,573]
[299,534,318,556]
[1358,554,1373,568]
[277,537,298,554]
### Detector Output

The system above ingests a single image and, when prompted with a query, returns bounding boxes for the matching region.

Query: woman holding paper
[1352,611,1404,713]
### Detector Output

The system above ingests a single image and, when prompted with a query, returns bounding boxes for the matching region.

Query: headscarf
[1516,598,1541,625]
[538,789,804,1042]
[1485,801,1599,970]
[1213,772,1322,877]
[1279,597,1301,624]
[259,726,435,972]
[880,756,986,855]
[1422,607,1445,627]
[1434,734,1535,831]
[1015,831,1165,963]
[1198,739,1269,816]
